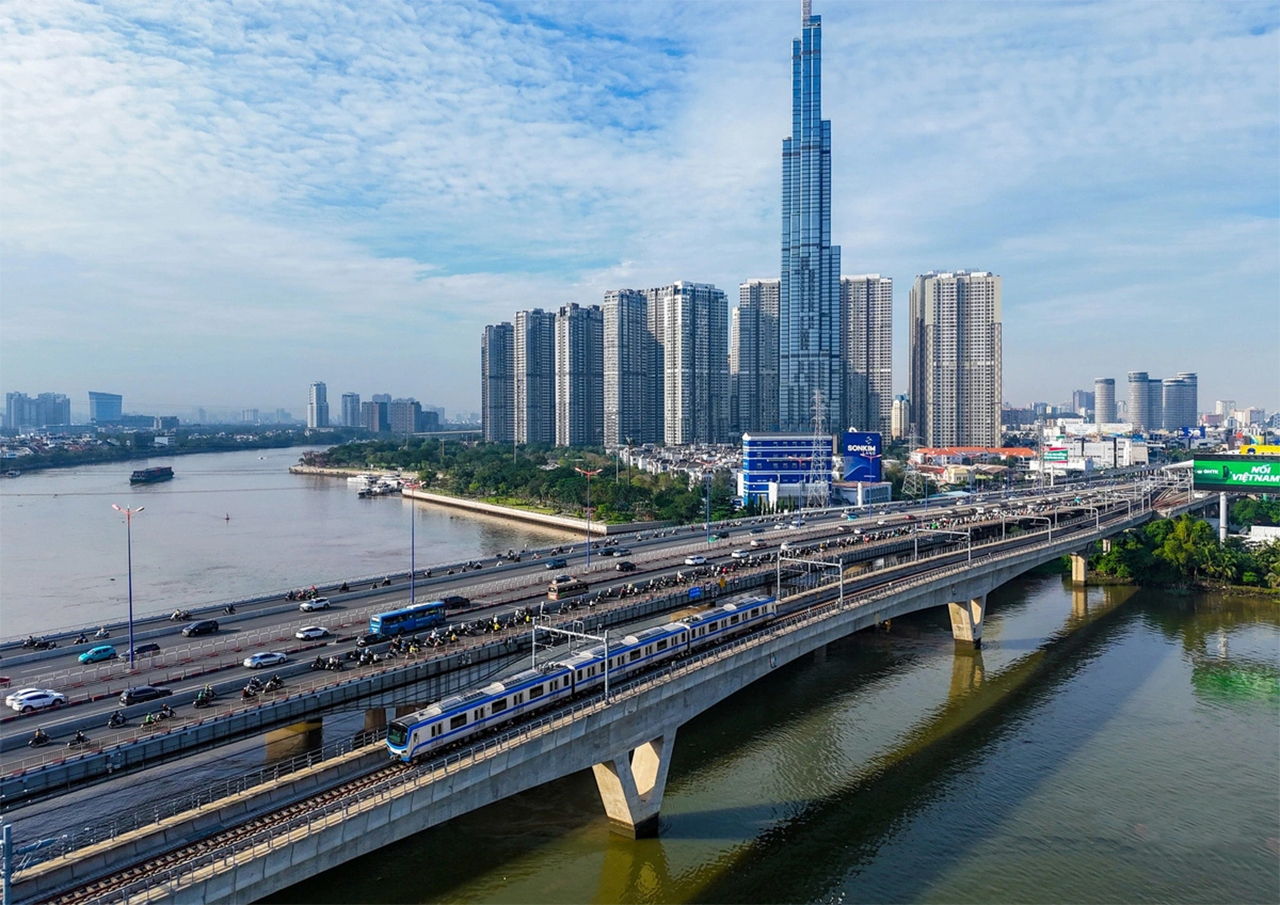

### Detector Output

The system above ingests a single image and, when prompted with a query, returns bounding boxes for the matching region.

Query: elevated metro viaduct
[11,500,1179,905]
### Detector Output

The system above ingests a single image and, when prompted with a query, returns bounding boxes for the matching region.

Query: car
[11,690,66,713]
[182,620,219,637]
[299,597,331,612]
[356,632,387,648]
[876,519,887,526]
[243,651,288,669]
[780,542,796,551]
[749,538,764,547]
[440,595,470,609]
[119,685,173,706]
[684,555,707,566]
[711,533,730,541]
[127,643,162,657]
[294,626,332,641]
[544,558,568,570]
[78,644,117,664]
[615,560,636,572]
[610,548,631,557]
[730,549,750,559]
[749,527,765,535]
[774,523,787,531]
[5,688,44,708]
[552,574,575,584]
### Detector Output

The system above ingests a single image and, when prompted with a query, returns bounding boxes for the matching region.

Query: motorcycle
[263,675,284,692]
[67,732,90,749]
[95,627,110,639]
[326,656,344,672]
[22,636,57,650]
[222,605,237,615]
[28,730,51,748]
[194,689,217,708]
[170,609,191,622]
[107,711,127,728]
[311,656,328,671]
[75,633,88,644]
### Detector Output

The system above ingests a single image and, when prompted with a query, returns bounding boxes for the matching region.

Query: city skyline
[4,2,1277,413]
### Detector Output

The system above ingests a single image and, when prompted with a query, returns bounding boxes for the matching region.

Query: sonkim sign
[1191,455,1280,492]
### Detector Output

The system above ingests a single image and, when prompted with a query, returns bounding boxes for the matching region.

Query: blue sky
[3,0,1277,418]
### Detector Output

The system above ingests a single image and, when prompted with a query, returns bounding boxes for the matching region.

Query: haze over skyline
[4,1,1277,417]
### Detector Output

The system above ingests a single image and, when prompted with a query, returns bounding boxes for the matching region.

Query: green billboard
[1191,455,1280,491]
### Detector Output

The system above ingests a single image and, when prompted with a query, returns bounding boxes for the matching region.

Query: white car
[684,555,707,566]
[11,690,67,713]
[730,549,750,559]
[749,538,764,547]
[780,542,795,551]
[294,626,332,641]
[298,597,330,612]
[5,688,43,708]
[243,651,288,670]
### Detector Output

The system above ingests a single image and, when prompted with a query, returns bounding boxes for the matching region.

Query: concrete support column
[364,708,388,731]
[1069,551,1088,585]
[947,595,986,649]
[592,729,676,838]
[1219,491,1228,543]
[1101,538,1112,553]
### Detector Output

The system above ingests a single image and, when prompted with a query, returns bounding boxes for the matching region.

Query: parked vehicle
[182,620,219,637]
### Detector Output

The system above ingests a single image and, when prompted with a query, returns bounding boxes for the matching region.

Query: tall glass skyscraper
[779,0,841,433]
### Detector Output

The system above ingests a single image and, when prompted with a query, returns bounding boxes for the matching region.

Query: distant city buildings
[734,279,780,435]
[306,382,329,429]
[908,271,1002,448]
[1094,378,1116,424]
[481,323,515,444]
[891,395,909,441]
[514,308,556,446]
[88,391,123,424]
[341,393,361,429]
[602,289,657,447]
[841,275,893,434]
[5,392,71,429]
[652,282,729,445]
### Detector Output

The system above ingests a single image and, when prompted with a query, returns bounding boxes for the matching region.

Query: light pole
[409,493,417,605]
[575,466,602,569]
[111,504,144,668]
[705,472,712,546]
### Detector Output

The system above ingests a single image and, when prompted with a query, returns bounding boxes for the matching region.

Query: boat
[130,466,174,484]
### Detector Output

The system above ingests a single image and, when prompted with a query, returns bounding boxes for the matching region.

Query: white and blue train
[386,593,778,763]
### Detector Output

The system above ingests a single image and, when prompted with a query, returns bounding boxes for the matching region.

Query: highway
[1,480,1148,755]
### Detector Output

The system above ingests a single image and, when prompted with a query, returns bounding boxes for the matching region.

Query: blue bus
[369,601,446,637]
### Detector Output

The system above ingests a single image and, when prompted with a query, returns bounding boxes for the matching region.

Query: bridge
[7,487,1190,905]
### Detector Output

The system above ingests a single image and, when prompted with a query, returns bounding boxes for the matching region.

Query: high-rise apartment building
[841,275,893,434]
[306,382,329,429]
[514,309,556,445]
[88,391,123,424]
[341,393,361,428]
[1127,372,1150,430]
[1147,378,1163,431]
[890,395,909,440]
[650,282,729,445]
[481,323,515,444]
[1216,399,1236,417]
[779,2,842,432]
[908,271,1002,448]
[601,290,657,447]
[5,392,71,429]
[554,304,604,447]
[1094,378,1116,424]
[360,400,388,433]
[388,399,423,435]
[1162,374,1197,431]
[734,279,781,434]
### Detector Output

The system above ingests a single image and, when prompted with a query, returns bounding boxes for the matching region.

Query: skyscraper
[650,282,729,445]
[514,309,556,445]
[388,399,423,435]
[341,393,361,428]
[908,271,1002,448]
[88,391,123,424]
[1147,377,1163,431]
[841,275,893,433]
[481,323,515,444]
[601,290,657,447]
[1094,378,1116,424]
[734,279,781,434]
[779,1,842,432]
[1127,372,1150,430]
[554,304,604,447]
[306,382,329,429]
[1162,374,1197,431]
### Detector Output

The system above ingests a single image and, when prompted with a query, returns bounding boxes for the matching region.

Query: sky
[3,0,1278,419]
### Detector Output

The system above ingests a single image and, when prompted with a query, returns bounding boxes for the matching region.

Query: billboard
[842,431,882,482]
[1045,447,1069,463]
[1191,455,1280,492]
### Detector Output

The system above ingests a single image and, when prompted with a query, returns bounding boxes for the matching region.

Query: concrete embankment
[288,465,399,478]
[402,487,668,537]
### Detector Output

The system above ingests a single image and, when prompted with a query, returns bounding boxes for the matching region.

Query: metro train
[385,592,778,763]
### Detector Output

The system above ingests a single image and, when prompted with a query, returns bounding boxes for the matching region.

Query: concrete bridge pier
[592,728,677,838]
[1069,550,1089,585]
[947,595,986,649]
[1072,587,1089,619]
[948,648,985,700]
[1101,538,1113,553]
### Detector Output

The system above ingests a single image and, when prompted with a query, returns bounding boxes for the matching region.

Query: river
[265,578,1279,904]
[0,447,574,638]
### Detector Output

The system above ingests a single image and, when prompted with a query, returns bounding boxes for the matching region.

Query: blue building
[88,391,122,424]
[737,432,833,508]
[779,1,842,433]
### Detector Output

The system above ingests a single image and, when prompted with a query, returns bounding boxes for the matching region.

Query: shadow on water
[689,583,1150,904]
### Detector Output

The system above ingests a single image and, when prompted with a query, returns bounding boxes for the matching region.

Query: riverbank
[288,464,402,478]
[402,486,668,536]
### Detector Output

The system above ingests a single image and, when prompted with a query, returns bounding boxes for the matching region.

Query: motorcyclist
[74,729,87,744]
[223,604,236,615]
[96,626,110,638]
[75,632,88,644]
[31,728,49,745]
[109,710,125,726]
[339,582,350,593]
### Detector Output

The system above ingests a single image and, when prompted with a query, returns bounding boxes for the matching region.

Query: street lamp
[409,492,417,605]
[575,466,602,569]
[111,504,144,668]
[704,471,712,546]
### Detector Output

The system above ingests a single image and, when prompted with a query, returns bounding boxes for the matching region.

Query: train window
[731,615,740,624]
[450,714,466,730]
[750,608,759,617]
[492,698,507,713]
[577,670,583,681]
[474,709,483,720]
[656,639,668,651]
[607,658,613,668]
[630,650,641,662]
[514,693,523,704]
[431,724,442,738]
[531,684,544,698]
